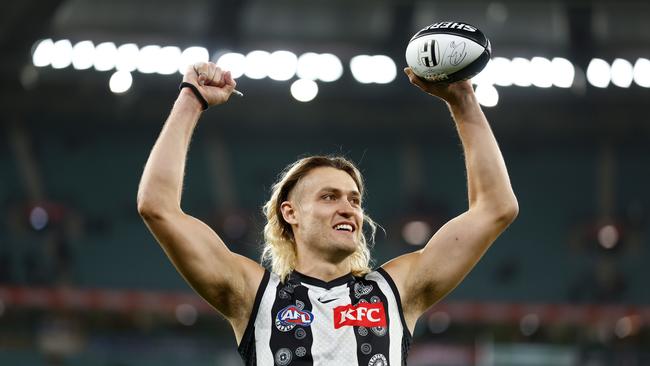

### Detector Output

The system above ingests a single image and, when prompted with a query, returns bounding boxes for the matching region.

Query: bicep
[142,211,263,319]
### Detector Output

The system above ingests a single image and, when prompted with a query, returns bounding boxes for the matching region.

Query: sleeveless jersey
[237,268,412,366]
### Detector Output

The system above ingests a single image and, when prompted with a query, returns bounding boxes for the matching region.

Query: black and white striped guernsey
[237,268,412,365]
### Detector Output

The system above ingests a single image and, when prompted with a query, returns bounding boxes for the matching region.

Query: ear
[280,200,299,225]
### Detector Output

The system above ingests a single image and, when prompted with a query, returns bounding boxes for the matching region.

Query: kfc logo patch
[333,302,386,329]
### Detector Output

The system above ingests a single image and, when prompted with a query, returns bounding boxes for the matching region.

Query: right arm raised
[136,63,264,338]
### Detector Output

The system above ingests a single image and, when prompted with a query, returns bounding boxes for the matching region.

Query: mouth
[333,223,356,233]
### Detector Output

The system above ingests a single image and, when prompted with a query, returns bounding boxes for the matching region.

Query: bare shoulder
[379,251,423,333]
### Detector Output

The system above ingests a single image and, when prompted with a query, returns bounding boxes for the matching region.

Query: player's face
[291,167,363,259]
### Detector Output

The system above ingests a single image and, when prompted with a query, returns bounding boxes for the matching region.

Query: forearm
[448,94,517,215]
[137,89,203,215]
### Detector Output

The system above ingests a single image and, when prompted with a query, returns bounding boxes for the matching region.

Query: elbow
[495,196,519,226]
[137,197,159,221]
[137,192,177,221]
[473,195,519,227]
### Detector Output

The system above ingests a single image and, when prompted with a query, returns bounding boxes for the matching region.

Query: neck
[294,249,352,282]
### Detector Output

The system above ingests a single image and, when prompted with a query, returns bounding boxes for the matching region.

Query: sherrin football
[405,21,491,83]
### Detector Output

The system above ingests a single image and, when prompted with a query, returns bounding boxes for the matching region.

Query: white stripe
[303,282,358,366]
[366,271,403,365]
[254,273,281,365]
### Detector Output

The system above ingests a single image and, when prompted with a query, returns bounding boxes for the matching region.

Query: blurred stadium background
[1,0,649,365]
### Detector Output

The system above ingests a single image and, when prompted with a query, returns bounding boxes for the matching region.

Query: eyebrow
[319,187,361,198]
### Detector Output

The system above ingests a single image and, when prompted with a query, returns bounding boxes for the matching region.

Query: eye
[350,197,361,206]
[322,194,336,201]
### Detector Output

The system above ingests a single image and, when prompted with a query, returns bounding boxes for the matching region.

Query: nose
[335,199,357,217]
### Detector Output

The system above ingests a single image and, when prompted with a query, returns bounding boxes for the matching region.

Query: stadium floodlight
[610,58,633,88]
[550,57,574,88]
[244,50,271,79]
[634,58,650,87]
[296,52,320,80]
[317,53,343,82]
[137,45,161,74]
[94,42,118,72]
[475,83,499,107]
[511,57,532,87]
[530,57,553,88]
[156,46,182,75]
[268,50,298,81]
[350,55,375,84]
[491,57,513,87]
[32,39,54,67]
[116,43,139,72]
[51,39,73,69]
[216,52,246,79]
[290,79,318,102]
[71,41,95,70]
[350,55,397,84]
[586,58,610,88]
[109,70,132,94]
[177,46,209,75]
[373,55,397,84]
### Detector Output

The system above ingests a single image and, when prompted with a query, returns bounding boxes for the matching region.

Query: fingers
[194,62,214,86]
[403,67,428,89]
[224,71,236,89]
[192,62,223,86]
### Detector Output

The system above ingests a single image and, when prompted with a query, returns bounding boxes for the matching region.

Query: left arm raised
[382,70,519,330]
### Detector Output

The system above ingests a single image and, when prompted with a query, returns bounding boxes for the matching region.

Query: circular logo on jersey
[360,343,372,355]
[295,346,307,357]
[294,327,307,339]
[275,348,293,366]
[371,326,387,337]
[354,283,373,298]
[276,317,296,332]
[368,353,387,366]
[370,296,380,303]
[282,283,296,294]
[295,300,305,310]
[357,326,369,336]
[275,305,314,332]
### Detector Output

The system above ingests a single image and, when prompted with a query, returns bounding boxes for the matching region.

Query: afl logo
[368,353,388,366]
[417,39,439,68]
[275,305,314,332]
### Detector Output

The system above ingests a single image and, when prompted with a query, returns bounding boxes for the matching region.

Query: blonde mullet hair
[262,156,378,282]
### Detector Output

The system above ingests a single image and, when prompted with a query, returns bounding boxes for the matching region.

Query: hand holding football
[405,21,491,83]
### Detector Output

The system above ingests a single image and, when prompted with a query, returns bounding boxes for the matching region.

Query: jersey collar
[288,270,355,289]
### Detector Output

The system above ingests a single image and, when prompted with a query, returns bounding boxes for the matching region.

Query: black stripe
[238,269,271,365]
[376,267,413,365]
[269,276,314,365]
[376,268,410,338]
[349,274,391,365]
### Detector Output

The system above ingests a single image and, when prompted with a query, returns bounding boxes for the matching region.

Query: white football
[405,21,491,83]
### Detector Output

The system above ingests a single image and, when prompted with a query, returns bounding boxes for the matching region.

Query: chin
[333,239,359,256]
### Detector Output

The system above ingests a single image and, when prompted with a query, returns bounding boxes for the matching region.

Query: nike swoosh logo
[318,298,339,304]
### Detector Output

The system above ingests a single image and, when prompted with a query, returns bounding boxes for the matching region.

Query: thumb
[404,67,423,87]
[403,67,417,83]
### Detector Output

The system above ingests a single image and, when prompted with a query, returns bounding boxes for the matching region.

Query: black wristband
[179,82,209,111]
